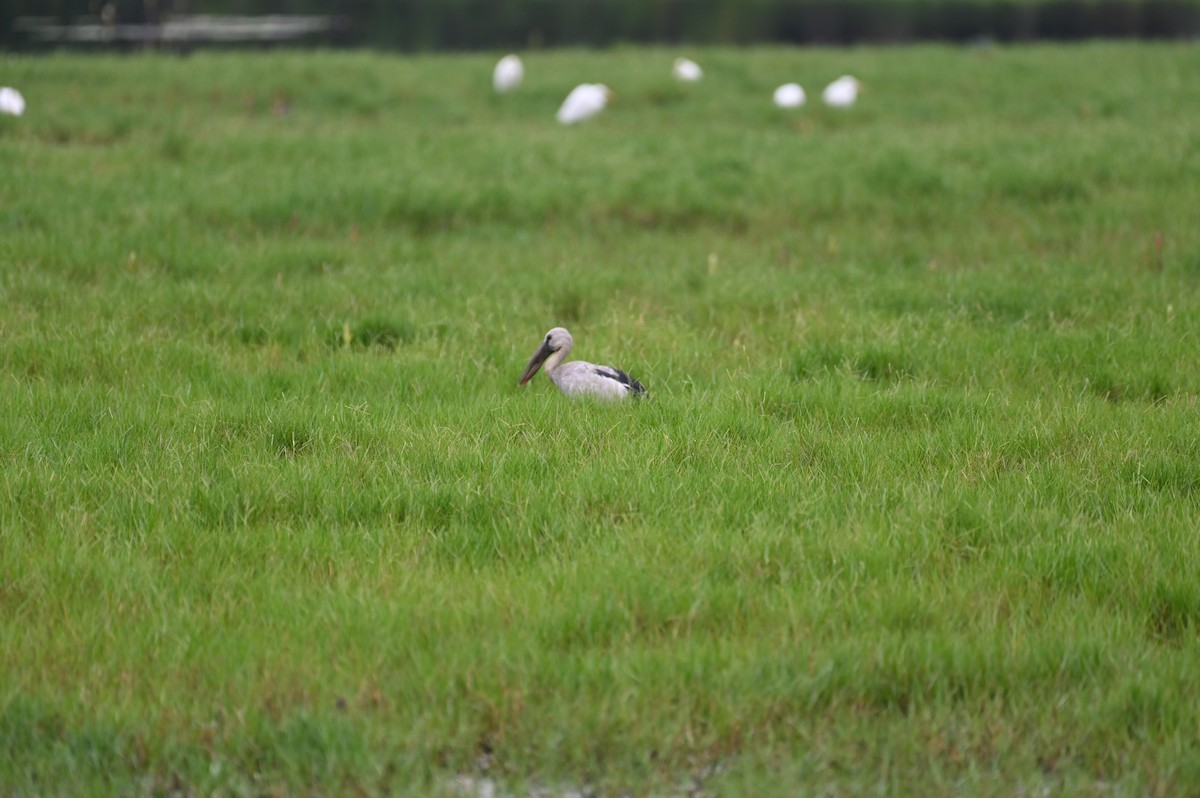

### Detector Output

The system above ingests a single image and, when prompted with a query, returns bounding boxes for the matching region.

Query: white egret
[672,57,703,82]
[772,83,806,109]
[555,84,613,125]
[518,327,646,400]
[493,54,524,93]
[822,75,862,107]
[0,87,26,117]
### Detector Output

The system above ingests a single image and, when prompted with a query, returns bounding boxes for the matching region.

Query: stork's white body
[822,76,861,107]
[672,58,703,82]
[493,55,524,93]
[556,84,611,125]
[519,327,646,400]
[548,359,638,400]
[773,83,806,108]
[0,87,25,117]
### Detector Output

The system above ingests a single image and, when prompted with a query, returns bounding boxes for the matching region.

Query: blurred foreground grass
[1,43,1199,796]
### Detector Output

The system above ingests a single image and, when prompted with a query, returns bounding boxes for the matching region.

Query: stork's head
[519,327,573,385]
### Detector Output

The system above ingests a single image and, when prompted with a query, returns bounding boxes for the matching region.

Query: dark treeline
[4,0,1198,50]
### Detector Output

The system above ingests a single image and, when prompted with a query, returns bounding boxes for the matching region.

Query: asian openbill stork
[518,327,646,400]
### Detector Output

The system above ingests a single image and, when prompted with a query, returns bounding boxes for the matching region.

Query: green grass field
[2,42,1199,796]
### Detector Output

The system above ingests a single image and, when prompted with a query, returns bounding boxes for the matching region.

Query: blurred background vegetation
[3,0,1199,51]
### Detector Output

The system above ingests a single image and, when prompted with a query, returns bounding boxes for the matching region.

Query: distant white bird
[772,83,806,109]
[0,87,25,117]
[822,75,862,107]
[555,84,613,125]
[519,327,646,400]
[493,54,524,93]
[672,57,703,82]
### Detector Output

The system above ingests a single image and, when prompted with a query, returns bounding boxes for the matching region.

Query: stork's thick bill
[518,340,555,385]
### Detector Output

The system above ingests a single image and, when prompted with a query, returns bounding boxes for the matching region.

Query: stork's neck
[544,340,572,374]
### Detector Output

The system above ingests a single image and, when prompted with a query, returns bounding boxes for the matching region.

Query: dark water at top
[4,0,1198,51]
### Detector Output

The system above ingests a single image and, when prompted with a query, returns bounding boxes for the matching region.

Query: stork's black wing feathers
[593,366,647,396]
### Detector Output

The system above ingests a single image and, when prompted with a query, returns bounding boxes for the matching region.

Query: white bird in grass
[672,57,703,82]
[493,54,524,93]
[555,84,613,125]
[822,75,862,107]
[518,327,647,400]
[0,87,26,117]
[772,83,806,109]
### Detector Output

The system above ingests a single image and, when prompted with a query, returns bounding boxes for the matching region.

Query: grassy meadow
[2,42,1200,796]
